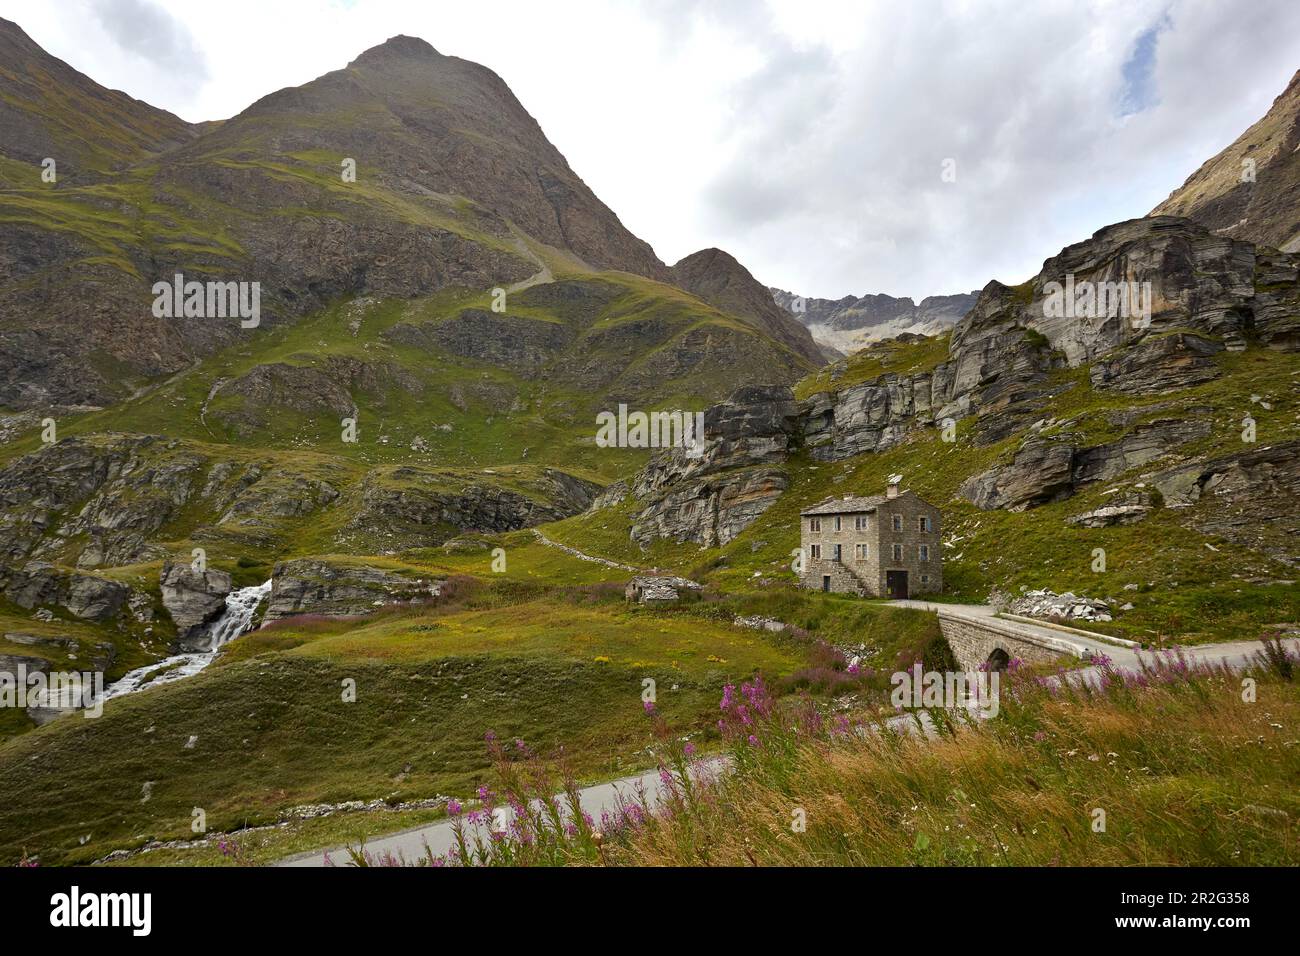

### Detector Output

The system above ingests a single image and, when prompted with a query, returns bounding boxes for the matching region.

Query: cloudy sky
[5,0,1298,299]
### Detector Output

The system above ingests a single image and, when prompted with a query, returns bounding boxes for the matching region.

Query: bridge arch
[935,610,1082,672]
[985,647,1012,672]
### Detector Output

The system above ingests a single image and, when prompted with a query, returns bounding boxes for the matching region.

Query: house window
[855,543,868,561]
[918,515,931,532]
[832,544,842,562]
[891,515,902,532]
[854,515,868,531]
[921,574,930,584]
[809,518,821,532]
[892,543,903,561]
[919,544,930,562]
[833,516,842,531]
[809,544,821,559]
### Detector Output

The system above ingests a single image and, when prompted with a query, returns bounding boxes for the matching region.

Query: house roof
[800,494,887,516]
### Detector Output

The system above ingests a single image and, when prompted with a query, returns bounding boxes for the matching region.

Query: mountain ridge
[0,16,196,177]
[1151,67,1300,252]
[770,285,979,354]
[0,26,822,411]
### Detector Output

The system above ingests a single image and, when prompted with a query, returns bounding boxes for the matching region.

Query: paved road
[885,598,1127,659]
[277,761,724,867]
[884,599,1296,673]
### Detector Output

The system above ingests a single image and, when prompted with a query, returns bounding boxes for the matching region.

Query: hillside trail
[529,528,643,572]
[504,226,554,295]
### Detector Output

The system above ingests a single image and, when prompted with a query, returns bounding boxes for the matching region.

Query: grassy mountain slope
[0,571,955,865]
[1,29,819,409]
[0,17,195,179]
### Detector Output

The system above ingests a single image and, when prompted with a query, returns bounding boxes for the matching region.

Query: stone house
[798,480,942,598]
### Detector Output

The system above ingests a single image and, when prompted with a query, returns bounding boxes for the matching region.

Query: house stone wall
[798,491,941,597]
[800,511,876,594]
[876,493,942,596]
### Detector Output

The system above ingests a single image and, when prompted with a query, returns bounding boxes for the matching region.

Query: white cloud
[2,0,1296,299]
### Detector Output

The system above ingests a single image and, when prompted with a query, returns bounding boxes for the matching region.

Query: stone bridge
[888,600,1127,672]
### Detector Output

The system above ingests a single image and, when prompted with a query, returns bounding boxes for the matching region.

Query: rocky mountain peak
[348,34,442,67]
[671,249,827,365]
[0,15,33,43]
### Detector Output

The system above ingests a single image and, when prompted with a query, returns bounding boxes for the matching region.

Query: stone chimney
[886,475,901,498]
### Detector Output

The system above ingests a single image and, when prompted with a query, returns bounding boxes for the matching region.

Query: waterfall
[101,580,272,701]
[200,581,273,651]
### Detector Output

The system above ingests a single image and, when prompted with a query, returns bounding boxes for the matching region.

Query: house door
[886,570,908,599]
[822,575,831,592]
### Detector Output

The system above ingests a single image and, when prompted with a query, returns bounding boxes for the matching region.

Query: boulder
[1066,499,1152,528]
[160,561,232,645]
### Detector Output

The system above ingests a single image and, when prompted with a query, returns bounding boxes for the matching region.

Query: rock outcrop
[2,632,116,670]
[264,559,442,622]
[339,467,601,551]
[960,439,1077,512]
[159,561,232,646]
[212,357,421,435]
[384,309,576,375]
[0,435,601,570]
[622,216,1300,546]
[1151,440,1300,565]
[628,385,802,547]
[1089,333,1224,394]
[960,417,1213,512]
[0,562,130,622]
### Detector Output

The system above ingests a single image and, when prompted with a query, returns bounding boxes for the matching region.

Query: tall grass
[361,641,1300,866]
[608,647,1300,866]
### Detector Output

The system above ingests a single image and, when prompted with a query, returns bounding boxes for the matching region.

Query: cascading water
[101,580,272,701]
